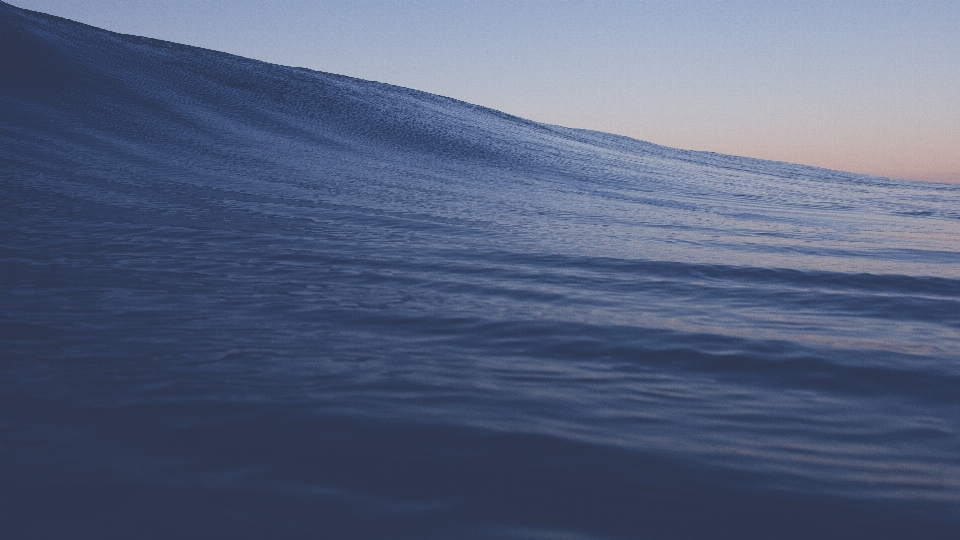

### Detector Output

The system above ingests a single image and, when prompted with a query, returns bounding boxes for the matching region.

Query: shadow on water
[3,402,958,540]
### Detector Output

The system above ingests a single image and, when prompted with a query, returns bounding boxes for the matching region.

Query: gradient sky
[10,0,960,183]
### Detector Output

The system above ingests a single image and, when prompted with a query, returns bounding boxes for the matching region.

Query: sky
[10,0,960,183]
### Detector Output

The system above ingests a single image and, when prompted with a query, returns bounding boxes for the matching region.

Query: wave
[3,2,960,538]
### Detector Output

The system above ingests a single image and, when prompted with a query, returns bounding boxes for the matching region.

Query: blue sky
[11,0,960,183]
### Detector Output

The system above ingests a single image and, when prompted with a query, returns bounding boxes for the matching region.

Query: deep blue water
[3,3,960,538]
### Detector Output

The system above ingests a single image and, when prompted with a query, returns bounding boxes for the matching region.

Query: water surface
[2,3,960,538]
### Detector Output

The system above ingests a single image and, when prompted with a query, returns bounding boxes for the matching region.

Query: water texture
[2,3,960,538]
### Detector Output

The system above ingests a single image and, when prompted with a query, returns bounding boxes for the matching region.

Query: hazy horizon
[9,0,960,183]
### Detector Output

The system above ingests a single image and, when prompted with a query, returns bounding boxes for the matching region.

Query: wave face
[3,3,960,538]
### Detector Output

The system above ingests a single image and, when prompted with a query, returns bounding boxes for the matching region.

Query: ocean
[2,2,960,538]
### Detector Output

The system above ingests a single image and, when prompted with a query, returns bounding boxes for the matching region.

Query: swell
[4,1,960,537]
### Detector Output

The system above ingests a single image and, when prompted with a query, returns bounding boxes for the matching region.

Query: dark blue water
[3,3,960,538]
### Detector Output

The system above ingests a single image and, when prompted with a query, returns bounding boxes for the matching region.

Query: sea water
[2,3,960,538]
